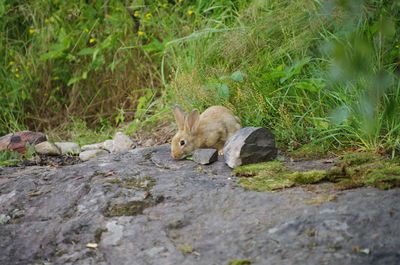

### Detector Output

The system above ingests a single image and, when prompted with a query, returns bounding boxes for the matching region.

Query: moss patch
[177,245,195,255]
[94,228,108,243]
[235,161,295,191]
[103,200,154,217]
[104,176,156,191]
[289,170,328,184]
[304,194,337,205]
[227,259,252,265]
[144,151,155,160]
[236,152,400,192]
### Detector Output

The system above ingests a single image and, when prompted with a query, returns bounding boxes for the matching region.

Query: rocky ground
[0,144,399,265]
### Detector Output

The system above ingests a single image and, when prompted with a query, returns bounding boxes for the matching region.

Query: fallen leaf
[359,248,371,254]
[86,243,98,249]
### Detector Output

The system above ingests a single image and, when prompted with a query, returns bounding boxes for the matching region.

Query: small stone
[103,140,115,152]
[34,141,61,156]
[112,132,135,152]
[79,149,108,161]
[81,142,104,151]
[143,138,156,147]
[193,149,218,165]
[0,214,11,225]
[223,127,277,168]
[54,142,81,155]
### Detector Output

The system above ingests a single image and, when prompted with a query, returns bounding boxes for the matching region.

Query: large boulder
[223,127,277,168]
[0,131,47,154]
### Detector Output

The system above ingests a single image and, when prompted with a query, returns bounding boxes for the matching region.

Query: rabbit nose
[171,151,183,159]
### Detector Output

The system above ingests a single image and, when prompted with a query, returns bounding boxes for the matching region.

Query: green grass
[1,0,400,156]
[165,0,400,153]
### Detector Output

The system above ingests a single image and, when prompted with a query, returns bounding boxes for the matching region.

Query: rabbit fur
[171,105,241,159]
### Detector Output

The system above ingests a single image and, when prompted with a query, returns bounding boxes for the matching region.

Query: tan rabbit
[171,105,241,159]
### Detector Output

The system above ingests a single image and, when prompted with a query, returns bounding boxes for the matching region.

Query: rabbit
[171,105,241,159]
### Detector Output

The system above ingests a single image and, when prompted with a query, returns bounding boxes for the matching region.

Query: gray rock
[223,126,277,168]
[192,149,218,165]
[34,141,61,155]
[54,142,81,155]
[0,144,399,265]
[79,149,108,161]
[113,132,135,152]
[81,142,104,151]
[103,140,115,152]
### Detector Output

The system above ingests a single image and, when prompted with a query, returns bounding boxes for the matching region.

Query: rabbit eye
[179,140,185,146]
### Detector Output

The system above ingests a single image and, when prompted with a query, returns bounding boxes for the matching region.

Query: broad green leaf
[230,71,246,83]
[329,105,350,125]
[217,83,229,100]
[67,77,81,86]
[78,48,96,56]
[40,50,64,60]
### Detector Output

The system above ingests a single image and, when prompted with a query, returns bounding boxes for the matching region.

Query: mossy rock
[363,165,400,189]
[289,170,328,185]
[236,151,400,192]
[233,161,287,177]
[238,175,295,191]
[235,161,295,191]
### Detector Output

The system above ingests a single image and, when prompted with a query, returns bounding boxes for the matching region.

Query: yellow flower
[14,68,19,72]
[134,11,140,17]
[29,28,35,34]
[145,13,152,20]
[85,29,89,33]
[187,10,194,15]
[8,61,15,65]
[44,18,50,23]
[115,7,121,11]
[89,38,96,44]
[162,3,168,8]
[15,74,21,78]
[138,31,145,36]
[53,76,59,80]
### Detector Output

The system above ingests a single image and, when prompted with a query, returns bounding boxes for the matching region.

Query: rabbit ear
[173,105,185,130]
[185,109,200,134]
